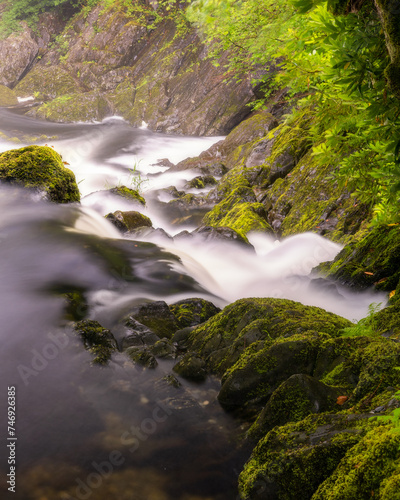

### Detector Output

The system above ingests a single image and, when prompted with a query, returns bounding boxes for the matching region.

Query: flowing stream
[0,108,385,500]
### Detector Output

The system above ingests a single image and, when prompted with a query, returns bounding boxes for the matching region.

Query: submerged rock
[0,145,80,203]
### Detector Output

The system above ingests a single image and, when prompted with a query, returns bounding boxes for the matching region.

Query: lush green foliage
[0,0,98,36]
[189,0,400,223]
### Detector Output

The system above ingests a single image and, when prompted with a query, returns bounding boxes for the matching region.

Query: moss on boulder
[313,425,400,500]
[0,145,80,203]
[168,298,220,329]
[184,297,352,378]
[317,224,400,293]
[108,185,146,205]
[238,412,374,500]
[73,319,117,365]
[0,84,18,106]
[105,210,152,233]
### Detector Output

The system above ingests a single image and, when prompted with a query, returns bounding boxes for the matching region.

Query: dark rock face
[6,4,256,134]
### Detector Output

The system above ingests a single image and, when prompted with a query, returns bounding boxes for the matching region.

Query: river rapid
[0,109,384,500]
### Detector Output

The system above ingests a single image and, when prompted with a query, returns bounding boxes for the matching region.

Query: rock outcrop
[2,2,256,134]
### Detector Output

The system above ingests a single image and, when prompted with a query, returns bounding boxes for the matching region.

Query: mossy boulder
[0,145,80,203]
[168,298,221,329]
[248,374,343,441]
[312,425,400,500]
[106,210,152,233]
[73,319,117,365]
[184,298,352,378]
[173,353,207,381]
[238,412,373,500]
[0,84,18,106]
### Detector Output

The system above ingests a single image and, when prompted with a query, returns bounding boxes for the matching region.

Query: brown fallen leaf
[336,396,348,405]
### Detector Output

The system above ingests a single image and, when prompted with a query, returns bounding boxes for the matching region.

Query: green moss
[15,66,80,100]
[318,224,400,292]
[185,297,352,376]
[0,145,80,203]
[169,298,220,329]
[109,185,145,205]
[313,426,400,499]
[73,319,117,365]
[0,84,18,106]
[203,199,272,239]
[35,91,112,123]
[239,412,372,500]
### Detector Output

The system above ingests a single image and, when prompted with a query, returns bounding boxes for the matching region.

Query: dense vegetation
[188,0,400,224]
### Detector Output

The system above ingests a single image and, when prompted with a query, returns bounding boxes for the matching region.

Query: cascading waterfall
[0,109,386,500]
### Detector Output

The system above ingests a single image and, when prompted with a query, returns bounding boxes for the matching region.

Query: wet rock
[121,318,160,349]
[14,65,81,101]
[108,185,145,205]
[192,225,253,247]
[0,145,80,203]
[183,297,352,378]
[149,339,177,359]
[173,353,208,381]
[169,298,221,329]
[125,346,158,368]
[73,319,117,365]
[184,175,217,190]
[105,210,152,233]
[125,300,180,339]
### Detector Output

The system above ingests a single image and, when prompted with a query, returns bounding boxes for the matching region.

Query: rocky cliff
[0,1,256,135]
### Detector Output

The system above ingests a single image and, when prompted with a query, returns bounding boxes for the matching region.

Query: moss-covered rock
[108,185,145,205]
[33,91,113,123]
[313,425,400,500]
[124,301,180,340]
[317,224,400,293]
[14,65,81,101]
[173,353,208,381]
[202,200,273,240]
[184,298,352,378]
[238,412,374,500]
[125,346,158,369]
[73,319,117,365]
[0,84,18,106]
[0,145,80,203]
[168,298,221,329]
[105,210,152,233]
[248,374,343,441]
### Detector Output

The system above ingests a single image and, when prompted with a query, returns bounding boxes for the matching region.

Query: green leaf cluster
[189,0,400,224]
